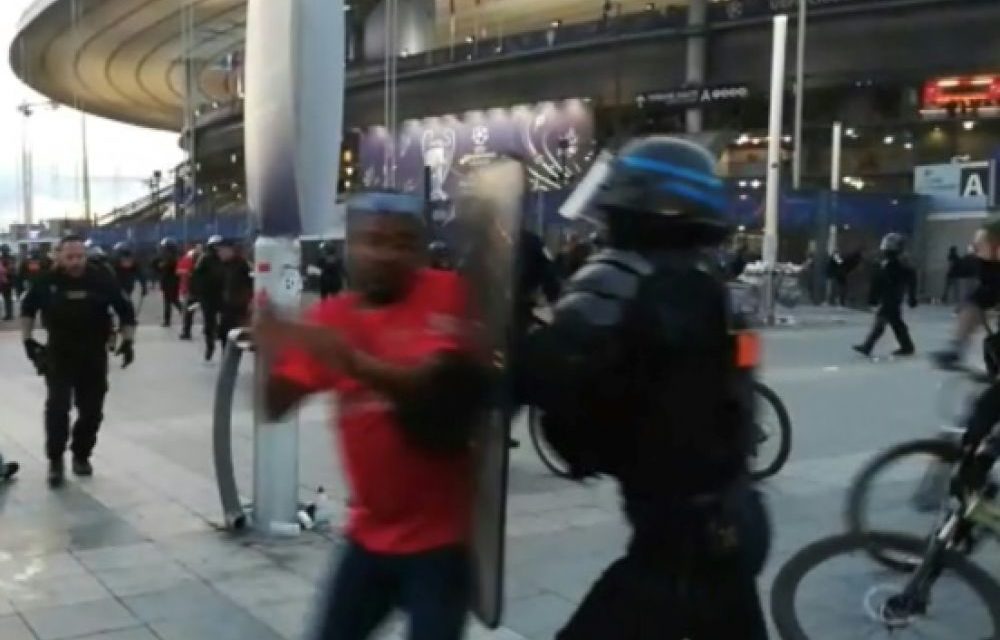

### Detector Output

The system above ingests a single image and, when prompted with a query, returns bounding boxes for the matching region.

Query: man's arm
[19,277,43,339]
[105,277,137,340]
[264,375,315,421]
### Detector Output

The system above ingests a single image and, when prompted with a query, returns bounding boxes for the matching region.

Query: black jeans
[202,302,220,351]
[218,305,246,350]
[44,351,108,462]
[860,306,914,353]
[0,286,12,320]
[310,542,469,640]
[162,284,182,326]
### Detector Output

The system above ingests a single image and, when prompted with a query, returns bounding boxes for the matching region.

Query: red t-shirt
[273,268,473,554]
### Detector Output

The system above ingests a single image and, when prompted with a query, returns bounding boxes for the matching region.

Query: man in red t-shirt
[254,192,489,640]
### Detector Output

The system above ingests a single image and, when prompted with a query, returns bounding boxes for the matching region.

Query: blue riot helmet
[160,237,178,250]
[113,241,133,257]
[560,136,730,247]
[206,234,224,248]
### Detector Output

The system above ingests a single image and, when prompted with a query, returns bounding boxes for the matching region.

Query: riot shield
[453,158,524,629]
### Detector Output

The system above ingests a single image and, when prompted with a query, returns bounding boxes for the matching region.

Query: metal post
[828,121,842,254]
[81,113,92,225]
[244,0,344,535]
[792,0,807,190]
[20,109,33,227]
[685,0,707,134]
[763,15,788,325]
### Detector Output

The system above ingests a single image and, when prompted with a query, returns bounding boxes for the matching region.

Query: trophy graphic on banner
[422,128,456,203]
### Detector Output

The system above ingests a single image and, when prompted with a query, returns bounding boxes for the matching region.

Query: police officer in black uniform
[112,242,148,305]
[317,240,345,297]
[516,137,769,640]
[853,232,917,357]
[217,239,253,352]
[17,247,52,297]
[84,240,116,281]
[427,240,453,271]
[21,234,136,487]
[191,235,226,360]
[153,237,183,327]
[0,244,15,321]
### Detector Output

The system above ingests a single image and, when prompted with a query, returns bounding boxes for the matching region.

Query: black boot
[205,341,215,362]
[852,345,871,357]
[72,457,93,477]
[48,458,65,488]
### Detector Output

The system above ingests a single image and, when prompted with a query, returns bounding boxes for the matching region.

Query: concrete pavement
[0,304,997,639]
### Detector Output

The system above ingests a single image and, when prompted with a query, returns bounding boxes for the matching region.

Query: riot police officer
[0,244,15,320]
[84,240,116,281]
[17,247,52,296]
[191,235,226,360]
[112,242,148,304]
[516,137,769,639]
[317,240,344,297]
[853,232,917,357]
[21,234,136,487]
[152,238,183,327]
[217,239,253,352]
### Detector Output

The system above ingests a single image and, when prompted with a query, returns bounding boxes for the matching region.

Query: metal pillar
[81,113,92,225]
[244,0,344,535]
[791,0,807,190]
[828,121,842,254]
[685,0,708,134]
[763,15,788,325]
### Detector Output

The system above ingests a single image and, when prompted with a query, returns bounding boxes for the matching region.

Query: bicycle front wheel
[845,438,961,572]
[749,381,792,480]
[770,531,1000,640]
[528,407,572,479]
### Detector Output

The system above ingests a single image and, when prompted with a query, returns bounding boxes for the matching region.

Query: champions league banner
[359,99,596,207]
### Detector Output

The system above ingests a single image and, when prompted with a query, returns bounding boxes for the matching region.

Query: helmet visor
[559,151,613,222]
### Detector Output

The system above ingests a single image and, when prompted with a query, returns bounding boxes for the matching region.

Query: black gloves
[23,339,46,375]
[116,339,135,368]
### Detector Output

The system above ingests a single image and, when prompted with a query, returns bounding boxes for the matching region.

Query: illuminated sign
[922,75,1000,113]
[636,84,751,109]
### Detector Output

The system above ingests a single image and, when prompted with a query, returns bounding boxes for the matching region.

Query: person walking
[217,239,253,352]
[0,245,16,321]
[853,233,918,357]
[21,235,136,487]
[153,238,183,327]
[191,237,226,360]
[177,244,200,340]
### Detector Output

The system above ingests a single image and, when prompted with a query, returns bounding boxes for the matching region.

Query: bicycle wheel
[770,531,1000,640]
[845,438,961,572]
[528,407,572,478]
[749,381,792,480]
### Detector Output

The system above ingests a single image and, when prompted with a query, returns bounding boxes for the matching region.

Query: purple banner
[360,99,596,202]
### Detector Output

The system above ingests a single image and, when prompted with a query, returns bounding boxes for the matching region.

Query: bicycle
[529,379,792,481]
[770,369,1000,639]
[846,368,997,571]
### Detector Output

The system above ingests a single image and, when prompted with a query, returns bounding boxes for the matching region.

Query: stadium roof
[11,0,248,131]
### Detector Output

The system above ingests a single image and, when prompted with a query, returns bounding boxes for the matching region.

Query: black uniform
[218,256,253,350]
[21,265,136,466]
[856,254,917,355]
[318,256,344,298]
[516,137,769,640]
[0,249,15,320]
[153,251,182,327]
[191,250,226,358]
[17,254,51,296]
[113,259,148,299]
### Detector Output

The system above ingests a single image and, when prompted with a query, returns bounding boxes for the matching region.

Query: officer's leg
[1,287,12,320]
[44,364,73,482]
[399,545,469,640]
[180,301,194,339]
[203,305,219,360]
[69,354,108,470]
[162,289,172,326]
[856,313,888,354]
[557,557,645,640]
[886,308,915,353]
[309,542,397,640]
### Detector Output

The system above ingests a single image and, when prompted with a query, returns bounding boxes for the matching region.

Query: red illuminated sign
[922,75,1000,111]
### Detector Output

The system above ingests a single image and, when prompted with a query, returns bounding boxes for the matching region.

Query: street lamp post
[16,101,60,228]
[792,0,807,190]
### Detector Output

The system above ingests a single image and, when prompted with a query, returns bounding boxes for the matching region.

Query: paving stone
[120,582,244,624]
[20,598,140,640]
[0,614,36,640]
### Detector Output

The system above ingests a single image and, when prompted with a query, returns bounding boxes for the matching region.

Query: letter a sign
[960,166,990,199]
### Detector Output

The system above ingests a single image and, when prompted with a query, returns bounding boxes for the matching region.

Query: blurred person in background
[191,235,226,361]
[177,243,201,340]
[217,239,254,352]
[153,238,183,327]
[0,244,15,321]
